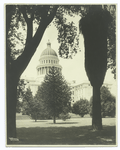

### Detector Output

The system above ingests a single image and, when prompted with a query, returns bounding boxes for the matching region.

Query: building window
[49,60,50,63]
[44,60,45,63]
[46,60,47,63]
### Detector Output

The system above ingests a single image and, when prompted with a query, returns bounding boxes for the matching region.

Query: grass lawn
[8,117,116,146]
[14,125,116,146]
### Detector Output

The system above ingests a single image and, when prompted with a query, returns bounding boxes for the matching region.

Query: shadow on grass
[7,125,116,146]
[31,120,48,122]
[48,122,78,124]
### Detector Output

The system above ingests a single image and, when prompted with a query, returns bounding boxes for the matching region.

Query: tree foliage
[106,5,116,79]
[72,99,90,117]
[37,67,72,123]
[22,87,52,121]
[90,86,116,118]
[33,87,52,120]
[16,79,26,113]
[22,87,33,115]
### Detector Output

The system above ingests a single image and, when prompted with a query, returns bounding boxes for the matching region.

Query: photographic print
[5,4,117,147]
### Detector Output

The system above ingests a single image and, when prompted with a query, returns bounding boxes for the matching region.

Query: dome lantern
[47,40,51,48]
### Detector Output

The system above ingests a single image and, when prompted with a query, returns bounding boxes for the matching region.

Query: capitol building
[23,41,114,104]
[24,41,62,96]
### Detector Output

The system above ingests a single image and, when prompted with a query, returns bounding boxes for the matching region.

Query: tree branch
[46,5,59,25]
[33,5,58,44]
[20,6,33,45]
[19,6,29,23]
[26,19,33,45]
[13,6,58,76]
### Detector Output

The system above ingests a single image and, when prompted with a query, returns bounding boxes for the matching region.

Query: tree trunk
[53,115,56,124]
[6,72,19,142]
[35,114,37,122]
[92,85,102,130]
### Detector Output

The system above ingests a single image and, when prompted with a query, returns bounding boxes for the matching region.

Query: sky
[21,15,115,85]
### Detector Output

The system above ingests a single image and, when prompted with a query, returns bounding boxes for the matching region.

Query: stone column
[40,68,41,75]
[45,67,47,74]
[41,67,43,74]
[37,69,38,75]
[43,67,44,74]
[43,67,45,74]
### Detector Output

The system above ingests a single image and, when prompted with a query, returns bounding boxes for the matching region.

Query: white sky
[21,15,115,84]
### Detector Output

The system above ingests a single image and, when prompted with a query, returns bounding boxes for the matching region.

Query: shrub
[72,99,90,117]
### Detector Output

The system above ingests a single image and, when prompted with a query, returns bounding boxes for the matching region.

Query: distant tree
[16,79,26,113]
[72,99,90,117]
[37,67,72,123]
[33,87,52,121]
[22,87,33,115]
[90,86,116,118]
[22,87,51,121]
[59,106,71,121]
[16,101,22,113]
[29,97,46,122]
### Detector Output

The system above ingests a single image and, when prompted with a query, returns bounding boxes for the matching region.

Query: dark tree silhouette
[6,5,58,139]
[37,67,71,124]
[79,5,113,130]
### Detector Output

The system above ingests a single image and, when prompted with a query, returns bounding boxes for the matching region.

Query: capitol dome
[36,41,62,82]
[40,41,57,57]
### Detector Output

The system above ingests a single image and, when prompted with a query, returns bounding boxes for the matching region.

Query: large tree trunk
[6,71,20,141]
[92,85,102,130]
[80,6,112,130]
